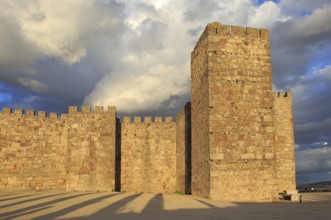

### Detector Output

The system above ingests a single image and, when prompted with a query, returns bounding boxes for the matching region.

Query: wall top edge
[0,105,117,118]
[121,116,174,123]
[192,21,269,53]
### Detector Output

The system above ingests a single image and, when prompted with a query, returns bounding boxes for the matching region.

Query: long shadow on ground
[0,192,68,209]
[0,194,38,203]
[32,192,124,220]
[0,192,93,219]
[1,192,331,220]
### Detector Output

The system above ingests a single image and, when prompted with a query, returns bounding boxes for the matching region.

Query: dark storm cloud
[279,0,331,16]
[0,58,102,100]
[0,0,126,112]
[295,118,331,148]
[271,4,331,88]
[269,4,331,159]
[270,5,331,184]
[296,147,331,183]
[0,13,39,70]
[292,66,331,124]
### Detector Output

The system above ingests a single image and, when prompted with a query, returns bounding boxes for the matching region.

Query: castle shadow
[0,193,38,203]
[0,192,94,219]
[32,192,124,220]
[115,117,121,192]
[56,193,331,220]
[0,192,67,209]
[0,194,14,198]
[1,192,331,220]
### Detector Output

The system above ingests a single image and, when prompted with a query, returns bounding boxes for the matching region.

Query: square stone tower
[191,22,296,201]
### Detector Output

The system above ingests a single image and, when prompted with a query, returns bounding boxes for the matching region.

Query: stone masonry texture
[0,22,296,202]
[274,92,296,193]
[120,116,176,193]
[191,22,296,201]
[65,106,116,192]
[0,106,116,192]
[0,108,67,191]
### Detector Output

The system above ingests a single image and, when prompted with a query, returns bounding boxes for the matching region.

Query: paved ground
[0,191,330,220]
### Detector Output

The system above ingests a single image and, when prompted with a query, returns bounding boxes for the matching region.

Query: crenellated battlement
[274,91,292,98]
[121,116,174,123]
[176,107,185,121]
[0,105,116,120]
[1,107,60,119]
[205,22,269,39]
[193,22,269,53]
[68,105,116,114]
[120,113,176,193]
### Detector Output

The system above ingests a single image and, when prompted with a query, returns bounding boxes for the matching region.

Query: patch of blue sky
[300,10,312,17]
[306,45,331,76]
[0,93,12,103]
[0,82,40,111]
[257,0,280,6]
[0,84,13,111]
[0,80,79,114]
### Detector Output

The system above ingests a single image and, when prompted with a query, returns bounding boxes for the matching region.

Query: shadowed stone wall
[176,102,191,194]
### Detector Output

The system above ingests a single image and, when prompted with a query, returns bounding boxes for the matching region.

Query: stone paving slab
[0,192,330,220]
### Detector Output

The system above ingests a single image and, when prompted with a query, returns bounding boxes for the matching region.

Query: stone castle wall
[274,92,296,193]
[65,106,116,192]
[120,116,176,193]
[0,106,183,194]
[191,28,211,198]
[0,22,297,202]
[0,106,116,192]
[0,108,67,191]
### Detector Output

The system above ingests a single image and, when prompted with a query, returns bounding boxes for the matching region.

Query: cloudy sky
[0,0,330,184]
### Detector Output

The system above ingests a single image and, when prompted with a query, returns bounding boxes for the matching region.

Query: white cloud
[248,1,290,28]
[0,0,124,65]
[84,0,288,113]
[84,62,190,113]
[0,0,289,114]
